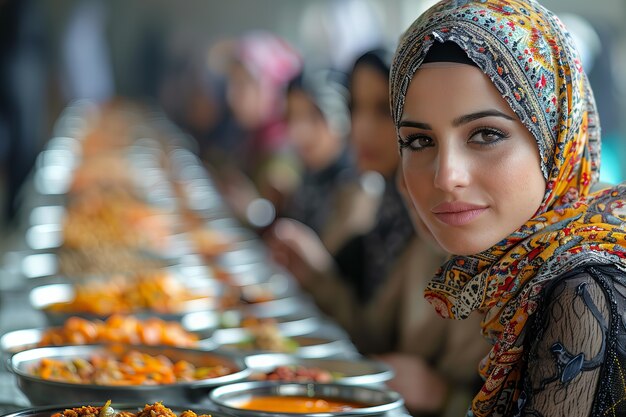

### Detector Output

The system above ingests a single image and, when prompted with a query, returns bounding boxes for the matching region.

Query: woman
[282,69,374,253]
[391,0,626,416]
[334,49,415,303]
[269,49,489,416]
[217,31,302,221]
[270,49,414,308]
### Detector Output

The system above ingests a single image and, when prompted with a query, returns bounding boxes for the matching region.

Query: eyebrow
[399,109,515,130]
[452,109,515,126]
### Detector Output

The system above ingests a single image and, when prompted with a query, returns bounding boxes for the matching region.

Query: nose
[433,142,470,192]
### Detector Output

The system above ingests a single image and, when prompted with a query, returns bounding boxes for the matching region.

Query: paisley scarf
[390,0,626,415]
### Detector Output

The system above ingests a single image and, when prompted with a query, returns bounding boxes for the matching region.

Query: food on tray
[219,313,269,329]
[46,272,208,315]
[58,247,167,277]
[239,286,276,304]
[69,154,134,195]
[235,396,365,413]
[39,315,199,348]
[188,228,234,258]
[249,365,337,383]
[237,321,298,353]
[30,349,233,385]
[51,400,213,417]
[62,187,170,251]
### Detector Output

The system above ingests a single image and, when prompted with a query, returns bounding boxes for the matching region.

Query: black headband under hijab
[422,41,477,66]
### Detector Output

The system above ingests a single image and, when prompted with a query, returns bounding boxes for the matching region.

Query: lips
[431,201,488,226]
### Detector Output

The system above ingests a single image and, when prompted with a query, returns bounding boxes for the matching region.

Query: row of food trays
[1,101,406,417]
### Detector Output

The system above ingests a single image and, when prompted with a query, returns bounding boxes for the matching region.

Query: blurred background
[1,0,625,230]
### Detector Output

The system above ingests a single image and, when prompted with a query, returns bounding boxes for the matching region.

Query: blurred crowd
[1,0,626,415]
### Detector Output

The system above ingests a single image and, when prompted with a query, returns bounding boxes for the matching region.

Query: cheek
[401,156,431,213]
[482,145,545,233]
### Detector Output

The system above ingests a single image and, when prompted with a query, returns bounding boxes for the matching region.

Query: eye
[399,134,433,151]
[467,127,509,145]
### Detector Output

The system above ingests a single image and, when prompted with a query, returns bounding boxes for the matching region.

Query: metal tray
[237,296,318,319]
[29,277,226,326]
[209,381,404,417]
[211,329,353,359]
[217,262,276,286]
[244,353,394,386]
[9,344,250,406]
[0,329,43,356]
[0,320,218,356]
[237,273,300,303]
[181,308,320,340]
[0,402,237,417]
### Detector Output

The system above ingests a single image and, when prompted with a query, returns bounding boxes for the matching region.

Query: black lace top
[518,264,626,416]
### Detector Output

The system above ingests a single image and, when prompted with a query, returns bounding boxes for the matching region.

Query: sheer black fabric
[519,265,626,417]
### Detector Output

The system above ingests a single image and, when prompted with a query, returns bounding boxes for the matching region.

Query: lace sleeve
[520,272,608,417]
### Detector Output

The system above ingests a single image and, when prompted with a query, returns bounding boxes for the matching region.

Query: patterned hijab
[390,0,626,415]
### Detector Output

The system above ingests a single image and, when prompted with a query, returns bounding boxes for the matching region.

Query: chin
[434,235,494,257]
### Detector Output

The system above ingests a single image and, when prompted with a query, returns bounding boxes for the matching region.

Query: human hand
[376,352,447,414]
[265,218,333,285]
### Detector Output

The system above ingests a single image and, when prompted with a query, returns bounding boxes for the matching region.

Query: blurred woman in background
[216,31,302,224]
[281,69,376,253]
[269,49,414,307]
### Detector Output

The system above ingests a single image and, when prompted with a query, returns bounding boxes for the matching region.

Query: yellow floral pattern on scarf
[390,0,626,415]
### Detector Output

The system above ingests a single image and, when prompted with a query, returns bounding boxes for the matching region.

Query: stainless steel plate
[0,321,217,356]
[29,277,226,326]
[237,273,299,303]
[209,381,404,417]
[182,308,319,339]
[0,329,43,355]
[0,403,236,417]
[211,330,353,359]
[9,344,250,406]
[244,354,394,386]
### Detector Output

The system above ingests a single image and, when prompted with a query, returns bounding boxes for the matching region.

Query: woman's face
[350,65,399,178]
[286,89,340,170]
[399,63,546,255]
[226,62,267,129]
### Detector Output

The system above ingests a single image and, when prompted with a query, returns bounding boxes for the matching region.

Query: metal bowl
[216,262,276,286]
[25,224,63,251]
[19,253,59,280]
[1,328,43,355]
[9,344,250,406]
[0,402,237,417]
[209,381,404,416]
[181,309,320,340]
[29,277,226,326]
[244,354,394,386]
[211,329,354,359]
[237,273,300,303]
[216,247,268,268]
[0,320,217,356]
[238,296,318,318]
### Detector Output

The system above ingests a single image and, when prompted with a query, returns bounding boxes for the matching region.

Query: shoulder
[535,264,619,339]
[540,264,625,310]
[520,264,626,415]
